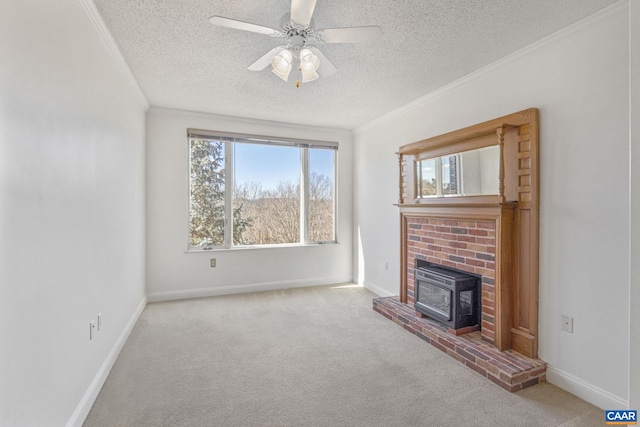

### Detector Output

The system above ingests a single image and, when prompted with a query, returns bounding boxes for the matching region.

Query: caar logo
[605,410,637,425]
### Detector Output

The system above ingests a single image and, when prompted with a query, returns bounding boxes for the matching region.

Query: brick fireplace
[406,217,497,343]
[373,109,545,392]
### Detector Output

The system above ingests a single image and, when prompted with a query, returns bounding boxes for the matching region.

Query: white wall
[0,1,147,425]
[354,3,630,409]
[146,108,353,301]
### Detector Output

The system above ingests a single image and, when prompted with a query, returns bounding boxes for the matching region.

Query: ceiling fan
[209,0,382,87]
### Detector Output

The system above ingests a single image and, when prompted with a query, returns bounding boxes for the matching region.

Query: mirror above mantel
[416,145,500,199]
[397,119,524,206]
[395,108,540,359]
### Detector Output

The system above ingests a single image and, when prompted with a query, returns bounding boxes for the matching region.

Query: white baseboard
[147,276,353,302]
[546,364,628,410]
[363,281,398,298]
[66,296,148,427]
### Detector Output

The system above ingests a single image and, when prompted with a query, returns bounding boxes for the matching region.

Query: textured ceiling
[93,0,618,130]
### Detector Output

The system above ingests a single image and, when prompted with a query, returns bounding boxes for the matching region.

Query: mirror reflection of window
[441,155,460,196]
[416,145,500,198]
[418,158,437,197]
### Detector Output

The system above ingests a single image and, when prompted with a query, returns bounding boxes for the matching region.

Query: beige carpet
[84,285,602,426]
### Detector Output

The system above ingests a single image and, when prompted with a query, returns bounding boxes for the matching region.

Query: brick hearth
[373,296,546,392]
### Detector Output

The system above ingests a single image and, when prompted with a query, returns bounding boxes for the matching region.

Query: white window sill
[185,241,338,253]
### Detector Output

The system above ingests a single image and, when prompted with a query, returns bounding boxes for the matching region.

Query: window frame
[187,129,338,251]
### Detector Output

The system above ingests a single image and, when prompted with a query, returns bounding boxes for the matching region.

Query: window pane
[308,149,335,242]
[234,144,300,244]
[189,138,226,247]
[441,155,459,196]
[418,158,437,197]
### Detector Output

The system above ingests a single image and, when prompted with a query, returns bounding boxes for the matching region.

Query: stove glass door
[418,281,452,320]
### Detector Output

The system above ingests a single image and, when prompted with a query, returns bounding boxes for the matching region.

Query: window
[188,130,337,249]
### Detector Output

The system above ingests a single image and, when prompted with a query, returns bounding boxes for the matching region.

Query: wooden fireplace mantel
[396,108,539,359]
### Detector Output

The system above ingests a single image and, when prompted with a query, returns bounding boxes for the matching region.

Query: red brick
[455,347,476,362]
[457,249,476,258]
[466,258,486,268]
[466,360,488,377]
[520,377,541,390]
[487,373,511,391]
[437,337,456,350]
[403,324,415,333]
[469,229,489,236]
[467,243,488,252]
[482,296,495,306]
[447,348,466,364]
[441,246,457,255]
[476,268,495,279]
[459,221,476,228]
[441,260,458,269]
[436,226,451,233]
[450,241,468,249]
[430,339,448,354]
[476,237,496,245]
[502,371,528,384]
[477,222,496,230]
[477,358,500,376]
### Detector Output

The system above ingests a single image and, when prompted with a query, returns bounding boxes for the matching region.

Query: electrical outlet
[210,258,216,268]
[89,320,96,340]
[561,315,573,333]
[97,313,102,332]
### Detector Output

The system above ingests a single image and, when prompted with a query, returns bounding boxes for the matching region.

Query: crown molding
[78,0,149,110]
[147,106,353,138]
[354,0,628,136]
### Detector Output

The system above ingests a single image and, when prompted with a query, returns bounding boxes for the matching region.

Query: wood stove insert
[415,262,480,332]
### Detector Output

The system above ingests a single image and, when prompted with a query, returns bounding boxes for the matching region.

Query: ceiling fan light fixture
[301,69,319,83]
[298,49,319,84]
[271,49,293,81]
[299,49,320,72]
[272,66,292,82]
[209,2,382,86]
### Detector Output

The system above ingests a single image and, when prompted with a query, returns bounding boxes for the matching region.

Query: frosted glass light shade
[301,70,319,82]
[272,66,291,81]
[299,48,320,74]
[271,49,293,81]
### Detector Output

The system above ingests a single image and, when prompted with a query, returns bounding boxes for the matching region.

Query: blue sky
[234,144,334,190]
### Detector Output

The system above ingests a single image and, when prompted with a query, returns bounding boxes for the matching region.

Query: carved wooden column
[497,126,506,204]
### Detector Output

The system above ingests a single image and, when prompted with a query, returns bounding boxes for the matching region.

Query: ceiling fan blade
[248,46,286,71]
[306,46,337,77]
[291,0,317,27]
[209,16,283,37]
[315,26,382,44]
